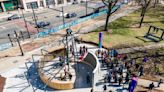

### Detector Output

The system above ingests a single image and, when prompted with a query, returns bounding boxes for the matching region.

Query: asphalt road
[0,4,94,45]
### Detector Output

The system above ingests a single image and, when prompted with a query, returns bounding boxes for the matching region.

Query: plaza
[0,0,164,92]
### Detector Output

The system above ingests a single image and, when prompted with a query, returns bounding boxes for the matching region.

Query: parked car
[36,21,50,28]
[7,14,21,20]
[65,13,77,18]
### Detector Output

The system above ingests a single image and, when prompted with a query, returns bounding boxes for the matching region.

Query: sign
[99,32,103,48]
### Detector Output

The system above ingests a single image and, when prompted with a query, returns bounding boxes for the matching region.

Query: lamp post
[61,7,65,25]
[7,34,13,47]
[14,31,24,56]
[19,6,31,38]
[65,28,73,71]
[86,0,88,16]
[30,3,39,33]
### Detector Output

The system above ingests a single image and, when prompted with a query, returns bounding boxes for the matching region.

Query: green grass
[80,4,164,49]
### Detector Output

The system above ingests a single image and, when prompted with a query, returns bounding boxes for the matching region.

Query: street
[0,4,94,45]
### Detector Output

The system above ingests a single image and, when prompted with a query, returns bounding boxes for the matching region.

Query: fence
[0,4,123,51]
[37,4,123,38]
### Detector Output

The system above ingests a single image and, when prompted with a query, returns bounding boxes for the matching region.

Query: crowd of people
[96,48,164,92]
[58,44,163,91]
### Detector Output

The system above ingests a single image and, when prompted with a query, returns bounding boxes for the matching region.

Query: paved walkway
[2,43,164,92]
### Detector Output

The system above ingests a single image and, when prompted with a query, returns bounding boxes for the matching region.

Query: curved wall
[37,55,75,90]
[83,51,100,90]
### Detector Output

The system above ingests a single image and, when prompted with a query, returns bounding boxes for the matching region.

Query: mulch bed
[0,75,6,92]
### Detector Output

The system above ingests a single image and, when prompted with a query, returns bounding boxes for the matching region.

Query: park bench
[144,25,164,42]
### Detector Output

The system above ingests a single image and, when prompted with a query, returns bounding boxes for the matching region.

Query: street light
[30,3,39,33]
[61,7,65,25]
[65,28,72,71]
[86,0,88,16]
[14,31,24,56]
[18,6,31,38]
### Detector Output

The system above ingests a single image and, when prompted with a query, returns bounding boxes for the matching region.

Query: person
[125,72,130,84]
[128,74,138,92]
[114,73,118,83]
[148,82,154,90]
[139,66,144,76]
[90,88,93,92]
[108,73,112,83]
[83,46,86,53]
[118,67,123,75]
[69,73,72,80]
[143,57,148,62]
[157,79,163,87]
[103,84,107,92]
[86,47,88,52]
[79,46,82,55]
[63,70,66,78]
[104,75,108,83]
[111,62,114,69]
[118,75,123,86]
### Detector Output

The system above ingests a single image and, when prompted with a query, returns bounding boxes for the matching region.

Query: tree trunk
[139,12,145,28]
[153,0,157,8]
[104,10,111,31]
[140,7,145,17]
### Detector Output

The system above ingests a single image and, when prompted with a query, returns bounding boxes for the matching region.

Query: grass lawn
[79,4,164,49]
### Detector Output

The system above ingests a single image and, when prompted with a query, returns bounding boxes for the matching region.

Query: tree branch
[111,5,120,14]
[102,0,108,7]
[111,0,119,9]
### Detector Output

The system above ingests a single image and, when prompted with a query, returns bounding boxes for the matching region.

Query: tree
[139,0,152,28]
[153,0,158,8]
[102,0,121,31]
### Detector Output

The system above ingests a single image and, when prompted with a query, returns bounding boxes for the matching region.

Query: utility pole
[61,7,65,25]
[21,8,30,38]
[31,3,39,33]
[14,31,24,56]
[86,0,88,16]
[7,34,13,47]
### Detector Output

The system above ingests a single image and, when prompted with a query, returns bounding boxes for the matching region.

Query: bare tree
[102,0,121,31]
[153,0,158,8]
[139,0,152,28]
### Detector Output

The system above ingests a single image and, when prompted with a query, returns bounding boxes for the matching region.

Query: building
[0,0,19,12]
[20,0,79,11]
[0,0,80,12]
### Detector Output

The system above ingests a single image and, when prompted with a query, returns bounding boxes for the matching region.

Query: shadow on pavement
[26,62,54,91]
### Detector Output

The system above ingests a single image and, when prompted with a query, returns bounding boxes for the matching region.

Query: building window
[40,1,44,7]
[46,0,55,5]
[26,2,38,9]
[67,0,71,2]
[58,0,64,4]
